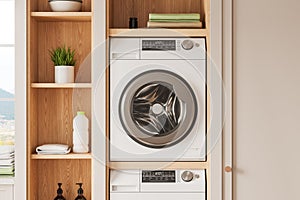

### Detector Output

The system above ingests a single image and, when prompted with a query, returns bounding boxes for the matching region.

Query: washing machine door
[119,70,197,148]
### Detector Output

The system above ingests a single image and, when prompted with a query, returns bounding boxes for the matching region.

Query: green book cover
[149,13,200,20]
[149,19,200,22]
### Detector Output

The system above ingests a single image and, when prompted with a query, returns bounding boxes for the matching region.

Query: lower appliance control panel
[110,169,206,193]
[142,170,176,183]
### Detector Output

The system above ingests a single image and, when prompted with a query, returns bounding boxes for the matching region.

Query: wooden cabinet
[27,0,93,199]
[27,0,213,199]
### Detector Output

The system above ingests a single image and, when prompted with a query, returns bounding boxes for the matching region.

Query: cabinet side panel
[36,89,91,148]
[37,89,73,146]
[37,160,91,200]
[29,160,38,200]
[109,0,134,29]
[28,0,39,198]
[37,22,91,83]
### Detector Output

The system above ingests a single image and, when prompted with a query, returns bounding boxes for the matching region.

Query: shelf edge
[31,12,92,22]
[109,28,208,37]
[31,153,92,160]
[108,161,209,170]
[31,83,92,88]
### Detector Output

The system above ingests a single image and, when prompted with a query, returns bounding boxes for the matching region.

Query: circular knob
[181,40,194,50]
[181,171,194,182]
[225,166,232,173]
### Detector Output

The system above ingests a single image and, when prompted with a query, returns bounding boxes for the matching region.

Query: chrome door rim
[119,70,197,148]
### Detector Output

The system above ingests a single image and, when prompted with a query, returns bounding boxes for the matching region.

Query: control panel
[142,39,196,51]
[142,40,176,51]
[142,170,176,183]
[110,37,206,60]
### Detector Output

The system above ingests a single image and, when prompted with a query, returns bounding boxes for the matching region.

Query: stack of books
[0,145,15,176]
[147,13,202,28]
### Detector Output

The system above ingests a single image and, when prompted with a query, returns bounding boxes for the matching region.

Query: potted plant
[49,46,76,83]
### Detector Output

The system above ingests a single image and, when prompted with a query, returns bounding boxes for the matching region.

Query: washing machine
[109,37,206,161]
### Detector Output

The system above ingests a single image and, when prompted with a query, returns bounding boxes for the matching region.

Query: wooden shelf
[109,28,208,37]
[31,83,92,88]
[31,12,92,22]
[109,162,209,170]
[31,153,92,160]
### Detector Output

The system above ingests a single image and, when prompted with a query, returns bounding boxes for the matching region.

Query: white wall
[233,0,300,199]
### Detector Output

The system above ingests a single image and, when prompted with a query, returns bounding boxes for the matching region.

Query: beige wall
[233,0,300,199]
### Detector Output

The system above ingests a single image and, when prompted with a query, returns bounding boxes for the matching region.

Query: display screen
[142,170,176,183]
[142,40,176,51]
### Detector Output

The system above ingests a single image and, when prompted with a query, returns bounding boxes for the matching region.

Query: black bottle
[75,183,87,200]
[129,17,138,28]
[54,183,66,200]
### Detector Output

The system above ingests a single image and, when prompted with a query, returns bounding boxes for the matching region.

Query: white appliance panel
[110,170,206,200]
[110,193,205,200]
[109,37,207,162]
[110,170,140,192]
[110,38,140,60]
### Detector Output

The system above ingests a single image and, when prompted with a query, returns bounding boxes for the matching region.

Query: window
[0,0,15,145]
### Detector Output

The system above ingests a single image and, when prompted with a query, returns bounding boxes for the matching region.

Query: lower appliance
[110,37,206,161]
[110,169,206,200]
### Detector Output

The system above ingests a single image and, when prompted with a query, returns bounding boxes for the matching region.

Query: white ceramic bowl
[49,1,82,12]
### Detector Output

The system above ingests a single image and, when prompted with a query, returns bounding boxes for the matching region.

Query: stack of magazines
[0,145,15,176]
[147,13,202,28]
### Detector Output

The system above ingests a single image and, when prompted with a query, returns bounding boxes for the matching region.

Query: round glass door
[119,70,197,148]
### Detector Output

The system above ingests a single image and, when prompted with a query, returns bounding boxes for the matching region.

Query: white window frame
[15,0,26,199]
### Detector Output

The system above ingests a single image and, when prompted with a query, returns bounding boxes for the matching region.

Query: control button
[195,43,200,47]
[195,174,200,179]
[181,40,194,50]
[181,171,194,182]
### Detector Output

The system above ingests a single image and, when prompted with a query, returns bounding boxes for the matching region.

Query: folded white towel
[0,159,14,165]
[36,144,71,155]
[0,153,14,160]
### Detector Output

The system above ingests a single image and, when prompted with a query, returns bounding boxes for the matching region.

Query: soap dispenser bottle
[54,183,66,200]
[75,183,86,200]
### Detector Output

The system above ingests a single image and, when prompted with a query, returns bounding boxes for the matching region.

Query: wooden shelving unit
[31,12,92,21]
[27,0,93,199]
[31,153,92,160]
[26,0,211,198]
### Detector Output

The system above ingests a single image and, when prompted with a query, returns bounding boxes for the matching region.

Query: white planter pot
[55,65,74,83]
[49,1,82,12]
